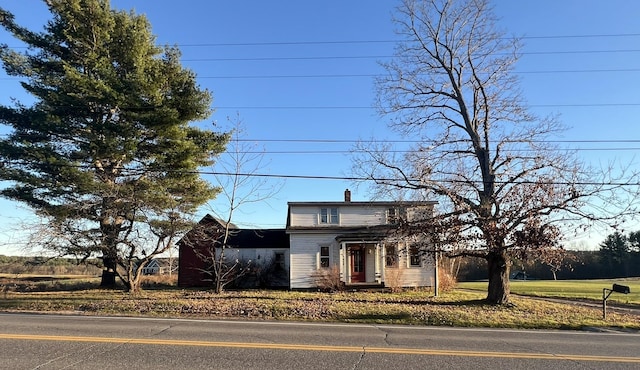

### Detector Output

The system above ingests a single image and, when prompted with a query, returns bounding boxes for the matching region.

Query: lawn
[457,278,640,305]
[1,275,639,331]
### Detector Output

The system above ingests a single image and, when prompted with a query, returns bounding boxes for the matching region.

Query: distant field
[457,278,640,305]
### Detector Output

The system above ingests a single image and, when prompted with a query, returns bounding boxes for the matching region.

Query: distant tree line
[456,231,640,281]
[0,256,101,276]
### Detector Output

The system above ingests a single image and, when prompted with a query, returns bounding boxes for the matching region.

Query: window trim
[319,246,330,268]
[408,244,421,267]
[386,207,406,224]
[274,251,286,271]
[386,208,398,224]
[320,207,339,224]
[385,244,398,268]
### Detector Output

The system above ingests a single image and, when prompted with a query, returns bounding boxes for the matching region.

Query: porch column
[342,242,350,283]
[374,243,381,283]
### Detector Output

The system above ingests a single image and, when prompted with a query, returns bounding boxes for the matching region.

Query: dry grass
[438,268,457,292]
[1,288,638,331]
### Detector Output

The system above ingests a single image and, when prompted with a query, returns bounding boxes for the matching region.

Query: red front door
[350,245,366,283]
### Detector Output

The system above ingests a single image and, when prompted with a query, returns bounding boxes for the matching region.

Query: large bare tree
[356,0,638,304]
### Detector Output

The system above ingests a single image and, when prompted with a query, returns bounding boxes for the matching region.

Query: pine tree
[0,0,228,290]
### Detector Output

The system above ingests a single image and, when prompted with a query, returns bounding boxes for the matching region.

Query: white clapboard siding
[399,265,436,287]
[287,200,437,289]
[337,206,386,227]
[289,233,339,288]
[289,204,387,227]
[288,206,321,227]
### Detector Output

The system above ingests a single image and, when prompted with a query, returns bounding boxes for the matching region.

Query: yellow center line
[1,333,639,363]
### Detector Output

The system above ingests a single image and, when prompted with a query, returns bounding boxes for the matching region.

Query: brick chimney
[344,189,351,202]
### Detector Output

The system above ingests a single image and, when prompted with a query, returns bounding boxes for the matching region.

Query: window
[386,207,406,224]
[387,208,398,224]
[385,244,398,267]
[274,252,285,271]
[409,245,421,267]
[320,207,339,224]
[320,246,330,268]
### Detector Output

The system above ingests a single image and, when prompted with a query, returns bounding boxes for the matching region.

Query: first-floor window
[409,244,421,267]
[385,244,398,267]
[274,251,285,271]
[320,246,330,268]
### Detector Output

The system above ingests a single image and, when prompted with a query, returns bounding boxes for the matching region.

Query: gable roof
[225,228,289,249]
[287,200,437,207]
[179,214,288,249]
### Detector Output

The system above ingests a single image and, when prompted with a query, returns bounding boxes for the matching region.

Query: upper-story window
[386,207,405,224]
[320,207,339,224]
[387,208,397,224]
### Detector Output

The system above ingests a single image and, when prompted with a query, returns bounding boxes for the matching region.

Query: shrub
[438,267,457,292]
[312,266,344,292]
[384,268,405,292]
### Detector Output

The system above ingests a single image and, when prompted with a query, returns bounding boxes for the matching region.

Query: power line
[192,69,640,79]
[159,33,640,47]
[0,102,636,110]
[4,133,640,146]
[181,49,640,62]
[10,33,634,49]
[6,32,638,49]
[1,160,639,187]
[235,139,640,144]
[3,68,640,82]
[211,103,640,109]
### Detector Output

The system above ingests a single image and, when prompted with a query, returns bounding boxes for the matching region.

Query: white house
[141,259,161,275]
[286,189,438,290]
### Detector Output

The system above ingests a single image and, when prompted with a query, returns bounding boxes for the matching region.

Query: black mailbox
[612,283,631,294]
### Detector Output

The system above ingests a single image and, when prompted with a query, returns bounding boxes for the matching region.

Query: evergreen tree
[0,0,227,290]
[598,232,629,277]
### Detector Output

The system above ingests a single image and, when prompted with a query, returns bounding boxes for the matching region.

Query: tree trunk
[100,256,117,287]
[486,250,510,305]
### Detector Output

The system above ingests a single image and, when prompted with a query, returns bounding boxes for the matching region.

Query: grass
[1,276,639,331]
[457,278,640,305]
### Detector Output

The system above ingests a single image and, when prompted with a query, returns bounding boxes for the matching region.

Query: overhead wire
[1,159,639,187]
[5,32,640,49]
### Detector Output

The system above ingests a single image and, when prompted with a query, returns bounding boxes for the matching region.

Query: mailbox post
[602,284,631,320]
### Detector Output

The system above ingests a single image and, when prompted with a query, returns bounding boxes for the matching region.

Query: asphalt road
[0,313,639,369]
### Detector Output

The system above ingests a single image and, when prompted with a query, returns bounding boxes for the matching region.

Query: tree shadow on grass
[341,313,413,321]
[386,298,488,307]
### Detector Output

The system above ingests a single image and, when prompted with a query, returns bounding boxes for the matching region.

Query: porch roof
[335,233,389,242]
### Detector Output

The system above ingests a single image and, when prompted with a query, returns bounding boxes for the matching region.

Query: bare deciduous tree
[183,117,282,293]
[355,0,638,304]
[25,206,190,292]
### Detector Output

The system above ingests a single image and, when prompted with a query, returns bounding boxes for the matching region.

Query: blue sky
[1,0,640,254]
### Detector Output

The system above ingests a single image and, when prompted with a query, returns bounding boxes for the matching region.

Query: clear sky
[1,0,640,254]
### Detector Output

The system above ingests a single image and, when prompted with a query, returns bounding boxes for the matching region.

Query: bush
[140,274,178,289]
[384,268,405,292]
[312,266,344,292]
[438,266,457,292]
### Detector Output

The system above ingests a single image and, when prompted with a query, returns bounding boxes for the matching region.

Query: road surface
[0,313,639,369]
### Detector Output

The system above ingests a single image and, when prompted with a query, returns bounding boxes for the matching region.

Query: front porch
[339,241,385,285]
